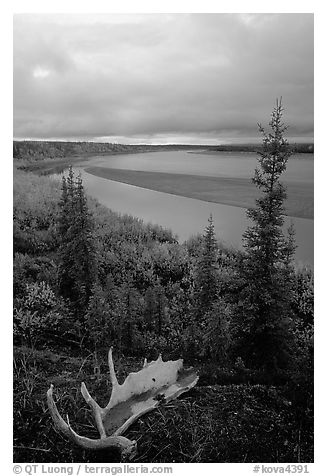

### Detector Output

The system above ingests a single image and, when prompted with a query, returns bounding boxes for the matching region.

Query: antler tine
[47,384,137,459]
[47,384,74,440]
[47,347,198,461]
[108,347,119,388]
[80,382,106,439]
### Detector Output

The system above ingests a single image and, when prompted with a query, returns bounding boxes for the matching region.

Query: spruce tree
[192,215,232,362]
[203,299,231,364]
[58,168,98,317]
[85,283,112,353]
[58,176,69,236]
[114,279,141,353]
[237,99,296,373]
[194,214,218,315]
[144,282,167,335]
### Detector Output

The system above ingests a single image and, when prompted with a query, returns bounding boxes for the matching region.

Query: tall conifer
[58,168,98,316]
[194,214,218,316]
[237,99,296,372]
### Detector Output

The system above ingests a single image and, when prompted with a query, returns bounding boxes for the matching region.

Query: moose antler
[47,348,198,460]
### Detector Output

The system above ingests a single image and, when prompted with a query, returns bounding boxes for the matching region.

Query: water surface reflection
[76,168,313,267]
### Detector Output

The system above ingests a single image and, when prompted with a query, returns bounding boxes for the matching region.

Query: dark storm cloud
[13,13,313,143]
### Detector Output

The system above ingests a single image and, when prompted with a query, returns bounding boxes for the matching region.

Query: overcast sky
[13,13,313,144]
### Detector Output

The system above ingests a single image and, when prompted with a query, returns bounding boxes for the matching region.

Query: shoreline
[188,150,314,159]
[84,166,313,220]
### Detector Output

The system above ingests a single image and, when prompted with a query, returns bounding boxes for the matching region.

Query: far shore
[187,150,314,159]
[85,166,313,220]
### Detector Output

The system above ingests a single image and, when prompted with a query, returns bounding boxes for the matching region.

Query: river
[60,150,313,267]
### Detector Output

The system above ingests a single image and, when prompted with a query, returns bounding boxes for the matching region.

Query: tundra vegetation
[13,102,313,462]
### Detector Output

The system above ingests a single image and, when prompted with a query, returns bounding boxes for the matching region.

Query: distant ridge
[13,140,313,161]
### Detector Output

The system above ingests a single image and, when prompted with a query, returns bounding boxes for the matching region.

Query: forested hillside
[13,141,208,161]
[13,165,313,463]
[13,103,314,463]
[13,140,313,162]
[13,140,149,160]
